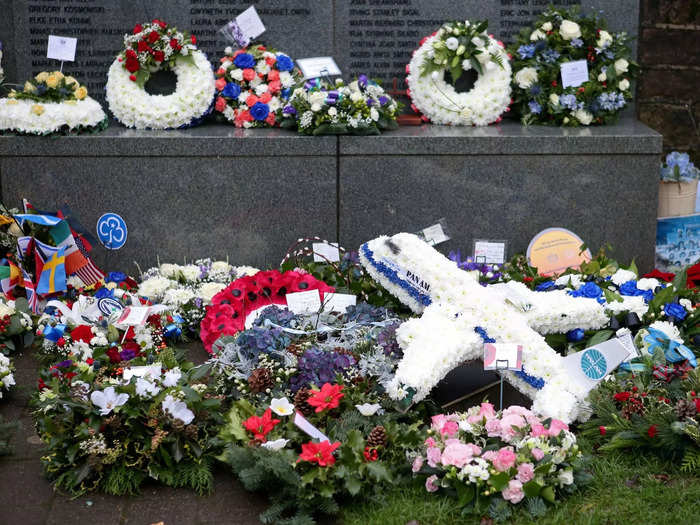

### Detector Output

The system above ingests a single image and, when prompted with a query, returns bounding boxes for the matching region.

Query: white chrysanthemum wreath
[406,20,512,126]
[106,19,215,129]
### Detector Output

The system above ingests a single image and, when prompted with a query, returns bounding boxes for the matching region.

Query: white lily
[162,394,195,424]
[261,438,289,451]
[356,403,382,416]
[91,387,129,416]
[135,377,161,399]
[270,397,295,416]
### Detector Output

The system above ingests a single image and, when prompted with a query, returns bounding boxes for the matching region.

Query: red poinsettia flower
[643,269,675,283]
[647,425,658,438]
[243,408,280,442]
[613,392,631,402]
[687,262,700,288]
[71,324,93,344]
[297,440,341,467]
[307,383,344,413]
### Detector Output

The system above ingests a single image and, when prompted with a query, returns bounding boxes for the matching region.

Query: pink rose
[265,112,276,126]
[503,405,530,417]
[485,418,502,437]
[502,479,524,504]
[530,423,549,438]
[481,450,498,463]
[426,447,442,468]
[215,96,227,112]
[268,80,281,93]
[431,414,448,432]
[441,421,459,437]
[444,438,462,447]
[215,78,226,91]
[516,462,535,483]
[424,437,436,448]
[466,414,483,424]
[267,69,280,81]
[412,456,424,473]
[532,448,545,461]
[493,447,517,472]
[548,419,569,437]
[425,475,439,493]
[441,443,475,468]
[466,443,482,456]
[479,402,496,418]
[500,414,526,440]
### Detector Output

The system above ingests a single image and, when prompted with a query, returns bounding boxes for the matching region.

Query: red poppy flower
[297,440,341,467]
[613,392,631,402]
[307,383,344,413]
[599,426,606,436]
[125,56,140,73]
[243,408,280,441]
[71,324,93,344]
[647,425,658,438]
[643,269,675,283]
[147,31,160,44]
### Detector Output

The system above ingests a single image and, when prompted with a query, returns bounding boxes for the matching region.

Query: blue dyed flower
[571,38,584,48]
[106,271,127,283]
[569,281,603,299]
[281,88,292,99]
[276,54,294,71]
[530,84,542,96]
[664,302,687,322]
[540,48,561,64]
[378,95,389,106]
[233,53,256,69]
[95,287,114,299]
[282,105,296,115]
[535,281,555,291]
[559,93,581,110]
[566,328,585,342]
[619,280,640,296]
[597,92,626,111]
[249,102,270,121]
[518,44,536,59]
[528,100,542,114]
[222,82,241,99]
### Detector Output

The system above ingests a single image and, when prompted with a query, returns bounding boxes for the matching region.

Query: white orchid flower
[270,397,295,416]
[162,394,195,425]
[356,403,382,416]
[91,387,129,416]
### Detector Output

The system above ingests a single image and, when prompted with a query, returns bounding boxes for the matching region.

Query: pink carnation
[530,423,549,438]
[500,414,526,440]
[412,456,424,473]
[467,414,483,424]
[215,96,227,112]
[215,78,226,91]
[548,419,569,437]
[426,447,442,468]
[466,443,482,456]
[493,447,517,472]
[479,402,496,418]
[481,450,498,463]
[532,448,545,461]
[516,463,535,483]
[431,414,447,432]
[441,443,476,468]
[425,474,439,493]
[502,479,524,504]
[485,418,502,437]
[424,437,436,448]
[441,421,459,437]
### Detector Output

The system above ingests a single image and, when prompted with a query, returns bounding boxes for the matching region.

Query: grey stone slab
[1,1,639,102]
[0,123,336,157]
[340,116,662,156]
[338,151,659,271]
[1,154,338,271]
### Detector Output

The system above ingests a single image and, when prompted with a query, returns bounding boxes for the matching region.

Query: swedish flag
[36,247,67,295]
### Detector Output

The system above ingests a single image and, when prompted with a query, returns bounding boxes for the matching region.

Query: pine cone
[367,425,387,448]
[287,343,306,357]
[294,388,315,416]
[248,367,274,393]
[185,424,199,440]
[676,399,697,420]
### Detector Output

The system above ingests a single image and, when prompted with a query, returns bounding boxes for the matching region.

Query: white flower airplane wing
[359,233,609,423]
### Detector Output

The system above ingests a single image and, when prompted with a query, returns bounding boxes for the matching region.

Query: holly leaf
[540,485,556,503]
[366,461,391,483]
[345,475,362,495]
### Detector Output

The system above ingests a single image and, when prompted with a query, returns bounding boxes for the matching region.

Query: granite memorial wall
[2,0,640,101]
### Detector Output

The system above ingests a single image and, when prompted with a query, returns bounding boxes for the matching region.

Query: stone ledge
[0,123,337,157]
[339,117,662,156]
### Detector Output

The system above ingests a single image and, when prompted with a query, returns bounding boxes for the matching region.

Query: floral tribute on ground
[509,7,638,126]
[406,20,512,126]
[213,44,301,128]
[281,75,399,135]
[0,71,107,135]
[105,19,215,129]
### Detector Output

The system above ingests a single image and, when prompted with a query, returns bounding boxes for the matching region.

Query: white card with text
[236,6,266,41]
[323,292,357,313]
[483,343,523,371]
[294,411,330,442]
[312,242,340,263]
[47,35,77,62]
[117,306,150,326]
[296,57,342,79]
[285,290,322,314]
[474,240,507,264]
[421,223,450,246]
[560,59,589,88]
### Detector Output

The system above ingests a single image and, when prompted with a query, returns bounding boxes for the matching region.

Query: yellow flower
[65,76,78,87]
[31,104,45,116]
[35,71,49,83]
[46,74,60,88]
[53,70,64,80]
[6,99,18,105]
[23,81,37,94]
[75,86,88,100]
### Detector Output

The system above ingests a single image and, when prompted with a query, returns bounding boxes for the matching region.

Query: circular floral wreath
[200,269,334,353]
[105,19,215,129]
[406,20,512,126]
[0,71,107,135]
[509,7,638,126]
[213,44,301,128]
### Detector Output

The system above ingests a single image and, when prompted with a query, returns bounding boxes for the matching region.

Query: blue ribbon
[44,323,66,343]
[164,323,182,339]
[644,327,697,367]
